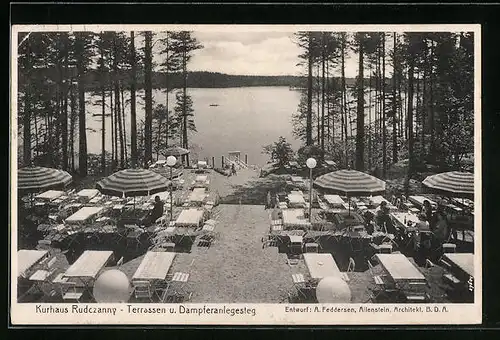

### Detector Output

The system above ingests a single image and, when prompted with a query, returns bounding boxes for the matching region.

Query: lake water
[85,87,302,167]
[82,86,401,168]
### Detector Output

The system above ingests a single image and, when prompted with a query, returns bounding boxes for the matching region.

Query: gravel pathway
[170,204,293,303]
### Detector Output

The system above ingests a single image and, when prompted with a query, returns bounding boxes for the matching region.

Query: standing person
[231,163,237,176]
[266,191,272,210]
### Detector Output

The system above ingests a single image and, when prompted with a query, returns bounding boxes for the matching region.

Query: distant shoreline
[19,69,395,92]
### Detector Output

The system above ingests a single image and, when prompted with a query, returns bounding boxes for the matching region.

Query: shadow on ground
[221,175,287,205]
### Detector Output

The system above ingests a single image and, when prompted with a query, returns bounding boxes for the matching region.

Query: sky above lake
[152,31,364,78]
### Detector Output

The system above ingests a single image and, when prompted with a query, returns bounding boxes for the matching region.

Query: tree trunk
[306,33,313,146]
[415,70,420,146]
[355,37,365,171]
[61,49,69,170]
[405,51,416,196]
[130,31,137,167]
[429,43,435,162]
[422,46,427,155]
[341,36,349,166]
[77,69,87,177]
[392,32,398,164]
[69,82,76,172]
[101,86,106,174]
[115,79,124,168]
[368,66,372,171]
[144,31,153,168]
[182,49,190,167]
[398,68,403,139]
[321,35,326,150]
[316,63,321,145]
[165,34,170,150]
[382,33,387,178]
[326,59,330,147]
[110,88,115,169]
[121,84,128,165]
[23,86,31,166]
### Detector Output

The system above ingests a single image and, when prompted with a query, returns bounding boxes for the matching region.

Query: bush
[262,136,295,168]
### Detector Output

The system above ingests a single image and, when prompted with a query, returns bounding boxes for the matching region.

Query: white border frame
[10,24,482,325]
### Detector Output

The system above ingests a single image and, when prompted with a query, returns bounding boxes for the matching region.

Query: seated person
[415,214,432,250]
[421,200,433,224]
[143,196,164,226]
[415,213,431,231]
[363,210,377,235]
[433,212,450,244]
[375,201,397,234]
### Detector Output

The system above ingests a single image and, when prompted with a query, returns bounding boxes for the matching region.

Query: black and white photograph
[10,24,481,325]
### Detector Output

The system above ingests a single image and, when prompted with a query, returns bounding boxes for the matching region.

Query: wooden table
[65,206,104,225]
[18,250,49,278]
[63,250,113,297]
[323,195,345,207]
[390,212,420,230]
[303,253,341,280]
[282,209,311,229]
[64,250,113,279]
[132,252,176,282]
[375,253,426,283]
[189,188,207,203]
[35,190,65,201]
[409,195,437,209]
[175,208,204,227]
[443,253,474,278]
[288,193,306,207]
[76,189,100,200]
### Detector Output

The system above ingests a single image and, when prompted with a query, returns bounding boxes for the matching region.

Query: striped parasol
[314,169,386,196]
[18,166,73,192]
[96,168,171,197]
[422,171,474,198]
[164,146,190,157]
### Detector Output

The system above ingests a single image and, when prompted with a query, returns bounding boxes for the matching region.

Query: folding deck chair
[133,281,154,302]
[61,281,85,303]
[199,221,217,248]
[160,272,192,302]
[366,260,398,302]
[290,273,309,301]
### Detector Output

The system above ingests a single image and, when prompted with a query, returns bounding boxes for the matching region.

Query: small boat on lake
[209,104,219,107]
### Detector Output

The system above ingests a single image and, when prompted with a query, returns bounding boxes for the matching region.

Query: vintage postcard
[10,24,481,325]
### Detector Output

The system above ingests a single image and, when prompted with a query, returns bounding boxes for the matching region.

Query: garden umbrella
[314,169,386,214]
[96,168,171,198]
[315,276,352,303]
[164,146,190,157]
[18,166,73,192]
[422,171,474,199]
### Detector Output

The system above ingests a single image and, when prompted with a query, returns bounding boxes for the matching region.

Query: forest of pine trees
[291,31,474,190]
[17,31,203,176]
[17,30,474,189]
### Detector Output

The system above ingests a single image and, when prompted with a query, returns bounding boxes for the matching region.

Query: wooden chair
[163,272,192,302]
[404,292,429,303]
[442,243,457,253]
[61,281,85,303]
[425,259,436,268]
[304,243,319,253]
[30,257,58,283]
[133,281,154,301]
